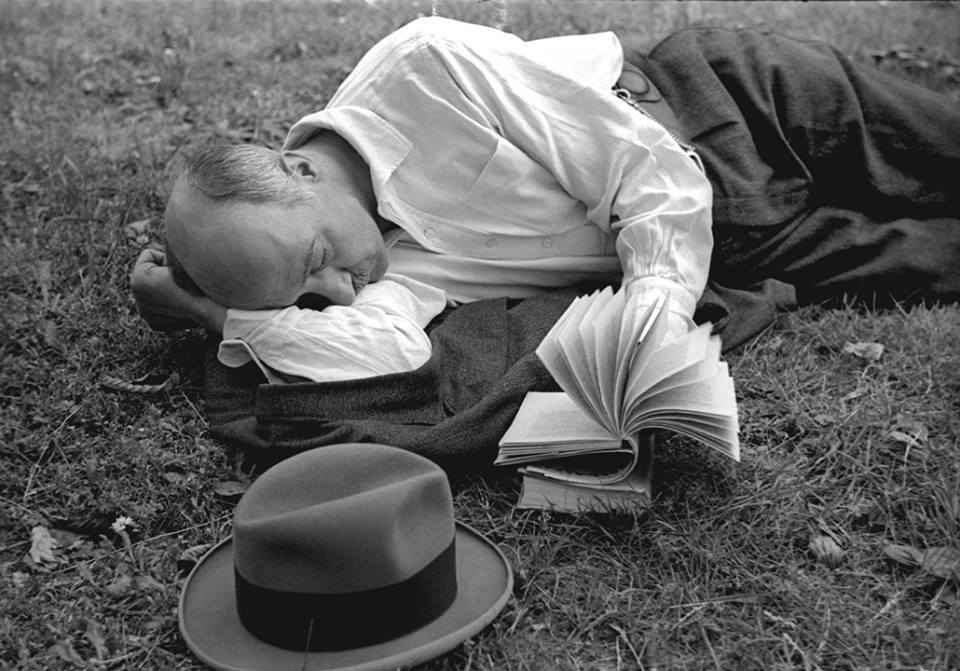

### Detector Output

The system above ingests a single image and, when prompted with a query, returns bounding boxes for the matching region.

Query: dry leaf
[124,218,152,245]
[843,341,884,361]
[37,260,52,304]
[50,639,84,665]
[84,619,108,660]
[136,574,166,592]
[884,543,923,567]
[809,534,844,567]
[177,543,214,575]
[886,544,960,580]
[888,417,928,449]
[841,389,867,403]
[28,526,59,564]
[43,320,65,353]
[105,574,132,599]
[213,480,248,501]
[920,547,960,580]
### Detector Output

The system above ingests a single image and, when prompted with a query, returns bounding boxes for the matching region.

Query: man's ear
[283,151,320,181]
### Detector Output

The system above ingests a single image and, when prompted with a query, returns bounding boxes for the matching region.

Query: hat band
[235,539,458,651]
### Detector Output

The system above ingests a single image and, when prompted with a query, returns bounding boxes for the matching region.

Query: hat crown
[233,444,455,594]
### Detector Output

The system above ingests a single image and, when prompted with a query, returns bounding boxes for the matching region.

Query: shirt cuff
[627,275,697,321]
[222,307,283,341]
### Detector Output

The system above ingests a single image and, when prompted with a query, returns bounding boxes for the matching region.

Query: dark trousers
[636,27,960,309]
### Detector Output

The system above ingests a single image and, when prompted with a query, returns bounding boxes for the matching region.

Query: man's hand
[130,248,227,333]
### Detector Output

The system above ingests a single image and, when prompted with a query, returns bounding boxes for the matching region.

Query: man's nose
[313,270,356,306]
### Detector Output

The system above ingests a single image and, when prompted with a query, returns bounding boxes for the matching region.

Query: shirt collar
[283,106,413,189]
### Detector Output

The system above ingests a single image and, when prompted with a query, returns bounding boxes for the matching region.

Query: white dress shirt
[285,16,712,317]
[222,17,713,381]
[219,275,446,383]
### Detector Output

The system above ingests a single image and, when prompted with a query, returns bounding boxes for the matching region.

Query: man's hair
[182,143,312,205]
[166,143,312,296]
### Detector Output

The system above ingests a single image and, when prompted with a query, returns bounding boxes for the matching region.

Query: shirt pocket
[462,138,585,233]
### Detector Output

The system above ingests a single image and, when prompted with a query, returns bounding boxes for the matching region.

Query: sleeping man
[130,17,959,462]
[133,151,448,384]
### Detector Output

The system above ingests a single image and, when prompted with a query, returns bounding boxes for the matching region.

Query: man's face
[165,180,388,309]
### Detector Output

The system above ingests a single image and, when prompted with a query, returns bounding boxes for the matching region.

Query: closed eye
[306,241,327,276]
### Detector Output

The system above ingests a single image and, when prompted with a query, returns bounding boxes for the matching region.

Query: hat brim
[179,522,513,671]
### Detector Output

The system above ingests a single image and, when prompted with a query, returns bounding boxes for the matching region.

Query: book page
[497,392,616,446]
[589,288,627,422]
[627,371,740,460]
[539,290,614,432]
[517,466,651,512]
[612,293,664,428]
[622,295,670,394]
[639,336,722,399]
[568,287,616,423]
[625,338,721,419]
[536,300,590,412]
[623,323,712,409]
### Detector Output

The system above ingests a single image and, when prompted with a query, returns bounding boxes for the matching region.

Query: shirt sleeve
[411,18,713,321]
[217,275,447,383]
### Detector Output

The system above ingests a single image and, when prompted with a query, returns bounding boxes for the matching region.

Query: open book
[496,287,739,512]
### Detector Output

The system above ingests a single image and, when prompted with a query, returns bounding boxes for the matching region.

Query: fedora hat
[179,443,513,671]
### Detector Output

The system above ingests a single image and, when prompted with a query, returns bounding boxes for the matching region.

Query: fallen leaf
[809,534,844,568]
[28,526,59,564]
[124,218,152,244]
[213,480,248,501]
[843,341,884,361]
[84,619,108,660]
[105,574,132,599]
[37,260,52,304]
[43,320,65,353]
[887,417,928,449]
[163,470,187,485]
[841,389,867,403]
[920,547,960,580]
[136,574,166,592]
[177,543,214,575]
[50,639,84,664]
[884,543,923,567]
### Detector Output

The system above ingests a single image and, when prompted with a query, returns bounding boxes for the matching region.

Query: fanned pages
[497,286,740,512]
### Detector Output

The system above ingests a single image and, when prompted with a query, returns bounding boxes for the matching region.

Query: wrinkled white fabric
[218,275,446,382]
[285,17,712,319]
[223,17,712,382]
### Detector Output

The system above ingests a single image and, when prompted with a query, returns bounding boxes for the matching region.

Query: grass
[1,0,959,668]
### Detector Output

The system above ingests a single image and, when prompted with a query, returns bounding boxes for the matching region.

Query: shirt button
[541,237,553,248]
[423,228,436,239]
[484,238,497,249]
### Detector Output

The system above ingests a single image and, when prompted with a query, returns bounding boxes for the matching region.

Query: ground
[1,1,958,669]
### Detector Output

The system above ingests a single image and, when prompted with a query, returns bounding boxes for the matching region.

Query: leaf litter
[843,340,885,361]
[27,526,59,565]
[884,544,960,580]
